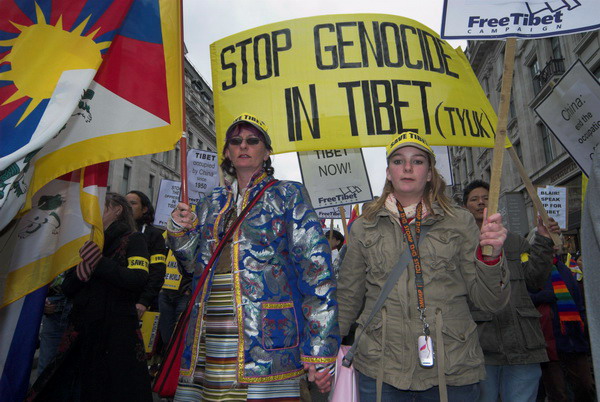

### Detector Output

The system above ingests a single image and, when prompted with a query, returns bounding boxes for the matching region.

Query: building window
[175,148,180,169]
[514,139,523,162]
[465,148,474,176]
[530,57,541,93]
[198,140,204,150]
[550,37,562,59]
[149,174,155,201]
[593,64,600,79]
[454,163,461,187]
[121,165,131,194]
[509,94,516,120]
[540,124,554,163]
[529,57,540,78]
[163,151,169,165]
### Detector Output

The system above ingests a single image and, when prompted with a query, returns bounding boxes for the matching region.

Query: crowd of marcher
[26,114,595,402]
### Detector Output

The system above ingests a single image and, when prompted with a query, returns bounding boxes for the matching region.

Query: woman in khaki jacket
[337,132,510,402]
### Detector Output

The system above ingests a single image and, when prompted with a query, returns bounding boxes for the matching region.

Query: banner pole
[329,219,334,240]
[339,206,349,240]
[506,146,562,246]
[178,0,188,205]
[483,38,517,256]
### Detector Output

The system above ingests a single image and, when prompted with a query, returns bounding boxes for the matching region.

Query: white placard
[154,179,184,228]
[441,0,600,39]
[187,149,219,200]
[298,149,373,209]
[537,185,567,229]
[315,205,352,219]
[534,60,600,176]
[153,149,219,228]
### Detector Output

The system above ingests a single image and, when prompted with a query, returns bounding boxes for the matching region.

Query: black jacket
[52,221,153,402]
[137,223,167,308]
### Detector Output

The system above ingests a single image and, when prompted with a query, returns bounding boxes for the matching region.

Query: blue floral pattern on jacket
[168,172,339,383]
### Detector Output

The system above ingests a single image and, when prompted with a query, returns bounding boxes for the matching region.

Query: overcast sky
[182,0,464,209]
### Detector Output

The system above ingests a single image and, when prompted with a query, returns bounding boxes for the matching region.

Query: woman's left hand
[479,208,507,260]
[303,363,333,393]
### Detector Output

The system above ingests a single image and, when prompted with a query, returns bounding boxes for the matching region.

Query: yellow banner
[162,250,182,291]
[210,14,502,155]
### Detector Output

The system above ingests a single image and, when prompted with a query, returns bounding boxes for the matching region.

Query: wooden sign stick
[483,37,517,256]
[339,206,349,240]
[506,146,562,246]
[329,219,334,240]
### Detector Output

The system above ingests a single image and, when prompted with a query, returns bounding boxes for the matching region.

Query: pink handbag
[330,345,360,402]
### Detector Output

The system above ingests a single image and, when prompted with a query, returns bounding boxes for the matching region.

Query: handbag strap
[342,224,432,368]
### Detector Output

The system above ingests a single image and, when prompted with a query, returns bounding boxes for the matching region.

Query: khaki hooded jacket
[337,203,510,391]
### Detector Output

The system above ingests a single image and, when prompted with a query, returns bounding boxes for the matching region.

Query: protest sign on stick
[154,179,185,228]
[210,14,500,156]
[534,60,600,177]
[441,0,600,40]
[441,2,598,254]
[537,185,568,230]
[315,205,351,220]
[507,147,562,245]
[187,149,219,199]
[298,149,373,209]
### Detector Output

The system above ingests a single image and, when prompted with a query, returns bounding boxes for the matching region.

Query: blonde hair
[363,156,454,221]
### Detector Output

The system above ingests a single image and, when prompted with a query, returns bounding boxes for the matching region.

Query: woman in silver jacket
[169,113,339,401]
[337,132,510,402]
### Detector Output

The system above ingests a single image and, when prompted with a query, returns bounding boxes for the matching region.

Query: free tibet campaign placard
[315,205,352,219]
[210,14,502,156]
[298,148,373,209]
[534,60,600,176]
[441,0,600,39]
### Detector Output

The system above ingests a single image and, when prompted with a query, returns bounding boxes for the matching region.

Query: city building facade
[106,57,216,205]
[450,31,600,250]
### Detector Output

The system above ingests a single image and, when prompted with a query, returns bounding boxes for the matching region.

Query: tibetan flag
[0,0,183,231]
[0,162,108,308]
[567,253,584,281]
[0,286,46,402]
[0,162,107,401]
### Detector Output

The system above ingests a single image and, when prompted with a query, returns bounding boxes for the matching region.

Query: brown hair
[105,192,137,232]
[363,156,454,221]
[220,123,274,177]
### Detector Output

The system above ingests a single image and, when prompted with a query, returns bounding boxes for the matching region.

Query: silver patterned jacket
[168,171,339,384]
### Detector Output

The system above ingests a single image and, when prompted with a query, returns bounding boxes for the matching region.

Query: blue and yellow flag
[0,0,183,230]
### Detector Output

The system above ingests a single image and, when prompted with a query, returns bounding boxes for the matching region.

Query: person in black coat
[126,190,167,318]
[28,193,153,402]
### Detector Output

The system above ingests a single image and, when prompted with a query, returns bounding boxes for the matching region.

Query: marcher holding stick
[168,113,339,401]
[337,132,510,401]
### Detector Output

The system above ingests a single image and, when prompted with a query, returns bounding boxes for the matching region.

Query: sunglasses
[228,137,261,146]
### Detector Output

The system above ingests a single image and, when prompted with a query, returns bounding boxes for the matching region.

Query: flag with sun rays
[0,0,183,231]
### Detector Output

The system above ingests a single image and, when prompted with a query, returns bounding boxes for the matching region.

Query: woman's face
[102,203,122,229]
[386,146,432,200]
[126,193,146,221]
[224,126,270,175]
